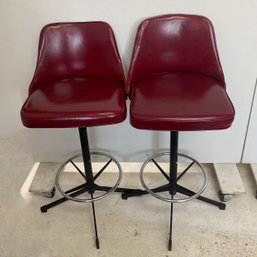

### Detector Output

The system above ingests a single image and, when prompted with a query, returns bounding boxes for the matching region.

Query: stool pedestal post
[79,128,94,193]
[79,127,100,249]
[169,131,178,194]
[168,131,178,251]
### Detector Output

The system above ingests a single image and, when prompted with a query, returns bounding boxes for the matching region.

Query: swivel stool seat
[20,22,128,249]
[122,14,235,251]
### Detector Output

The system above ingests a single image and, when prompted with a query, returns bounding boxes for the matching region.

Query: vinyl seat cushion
[130,73,235,131]
[21,77,126,128]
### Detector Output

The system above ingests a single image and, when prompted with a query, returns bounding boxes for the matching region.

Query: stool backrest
[29,22,124,94]
[127,14,225,96]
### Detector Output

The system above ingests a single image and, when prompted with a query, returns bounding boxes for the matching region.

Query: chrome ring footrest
[55,152,122,203]
[140,152,208,203]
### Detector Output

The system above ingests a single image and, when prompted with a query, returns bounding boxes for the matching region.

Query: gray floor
[1,135,257,257]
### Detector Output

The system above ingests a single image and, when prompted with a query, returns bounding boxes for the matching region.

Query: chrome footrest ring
[55,152,123,203]
[140,152,208,203]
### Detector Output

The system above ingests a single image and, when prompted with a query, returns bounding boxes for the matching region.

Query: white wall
[1,0,257,162]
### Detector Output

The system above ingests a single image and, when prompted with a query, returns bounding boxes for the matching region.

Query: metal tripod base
[41,182,129,213]
[121,183,225,210]
[121,152,225,209]
[121,131,226,251]
[40,127,128,250]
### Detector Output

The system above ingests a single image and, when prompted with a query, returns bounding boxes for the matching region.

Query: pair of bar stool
[20,14,235,251]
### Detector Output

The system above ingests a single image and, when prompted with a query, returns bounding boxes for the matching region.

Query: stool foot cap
[121,193,128,200]
[40,206,48,213]
[219,203,226,210]
[96,238,100,249]
[168,240,172,251]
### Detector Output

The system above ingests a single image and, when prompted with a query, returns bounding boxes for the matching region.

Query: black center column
[170,131,178,195]
[78,127,100,249]
[168,131,178,251]
[79,127,95,194]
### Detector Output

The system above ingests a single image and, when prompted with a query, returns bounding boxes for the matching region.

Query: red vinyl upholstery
[127,14,235,131]
[21,22,126,128]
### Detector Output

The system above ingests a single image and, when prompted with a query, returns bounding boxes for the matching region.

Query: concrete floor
[1,134,257,257]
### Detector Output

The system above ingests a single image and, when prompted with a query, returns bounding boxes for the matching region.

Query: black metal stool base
[121,183,225,210]
[40,127,129,250]
[41,183,129,213]
[120,131,226,251]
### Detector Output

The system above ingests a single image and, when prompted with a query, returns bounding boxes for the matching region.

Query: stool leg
[79,127,100,249]
[169,197,174,251]
[94,184,132,193]
[168,131,178,251]
[121,183,170,199]
[91,193,100,249]
[40,184,88,212]
[176,184,226,210]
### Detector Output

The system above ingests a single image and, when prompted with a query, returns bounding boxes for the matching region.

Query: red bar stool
[122,14,235,251]
[20,22,128,249]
